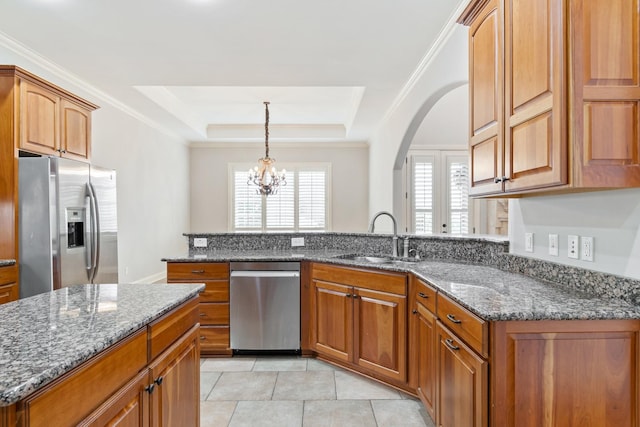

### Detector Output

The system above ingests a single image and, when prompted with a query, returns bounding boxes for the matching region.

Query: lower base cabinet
[0,264,18,305]
[5,297,200,427]
[436,321,488,427]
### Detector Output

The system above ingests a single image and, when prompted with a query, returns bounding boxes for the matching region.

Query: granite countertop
[0,260,16,267]
[164,250,640,322]
[0,283,204,406]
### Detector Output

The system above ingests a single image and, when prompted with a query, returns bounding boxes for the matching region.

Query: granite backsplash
[184,232,640,305]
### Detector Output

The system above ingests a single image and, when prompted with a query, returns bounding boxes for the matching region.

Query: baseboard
[132,271,167,284]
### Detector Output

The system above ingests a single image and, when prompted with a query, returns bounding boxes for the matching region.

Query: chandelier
[248,101,286,196]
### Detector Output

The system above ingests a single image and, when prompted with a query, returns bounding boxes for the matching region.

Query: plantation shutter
[234,170,262,229]
[448,159,469,234]
[413,158,434,234]
[266,174,295,229]
[299,170,326,229]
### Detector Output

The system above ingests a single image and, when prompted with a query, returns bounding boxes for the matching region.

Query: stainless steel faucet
[368,211,399,257]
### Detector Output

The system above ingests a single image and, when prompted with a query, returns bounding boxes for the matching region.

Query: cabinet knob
[418,292,428,299]
[145,384,155,394]
[445,338,460,351]
[346,293,352,298]
[155,376,164,386]
[446,314,462,324]
[412,309,418,315]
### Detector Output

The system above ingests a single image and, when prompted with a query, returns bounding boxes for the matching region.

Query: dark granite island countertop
[0,282,204,406]
[163,250,640,322]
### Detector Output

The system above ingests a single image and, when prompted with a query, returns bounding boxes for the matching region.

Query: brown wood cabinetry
[492,319,640,427]
[166,262,231,356]
[5,296,200,427]
[408,276,437,420]
[310,263,407,385]
[1,66,97,162]
[460,0,640,196]
[0,264,18,305]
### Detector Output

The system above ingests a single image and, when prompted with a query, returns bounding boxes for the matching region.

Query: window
[230,164,331,232]
[406,150,471,234]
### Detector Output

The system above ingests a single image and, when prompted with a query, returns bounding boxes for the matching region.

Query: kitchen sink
[336,254,420,265]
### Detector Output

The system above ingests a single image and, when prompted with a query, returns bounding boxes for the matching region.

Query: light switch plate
[291,237,305,247]
[548,234,559,256]
[193,237,208,248]
[525,233,534,252]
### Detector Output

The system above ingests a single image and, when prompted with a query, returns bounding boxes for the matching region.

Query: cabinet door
[19,81,59,156]
[468,0,505,196]
[570,0,640,187]
[354,287,407,383]
[310,279,353,363]
[149,325,200,427]
[416,303,436,420]
[436,321,487,427]
[492,320,640,427]
[503,0,567,193]
[60,99,91,162]
[77,370,150,427]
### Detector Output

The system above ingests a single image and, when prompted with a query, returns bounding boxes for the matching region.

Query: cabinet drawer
[199,326,230,351]
[167,262,229,280]
[437,293,488,357]
[199,302,229,325]
[0,264,17,285]
[0,282,18,305]
[200,280,229,303]
[312,263,406,295]
[414,277,437,313]
[148,297,199,361]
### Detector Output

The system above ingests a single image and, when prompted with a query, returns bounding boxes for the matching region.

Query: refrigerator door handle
[87,183,100,283]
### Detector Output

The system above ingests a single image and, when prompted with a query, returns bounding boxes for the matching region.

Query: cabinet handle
[494,177,502,183]
[412,309,418,315]
[346,293,352,298]
[200,336,207,340]
[352,295,360,299]
[446,314,462,324]
[199,313,206,317]
[61,149,67,154]
[445,339,460,351]
[145,384,155,394]
[155,376,164,386]
[418,292,428,299]
[191,269,205,274]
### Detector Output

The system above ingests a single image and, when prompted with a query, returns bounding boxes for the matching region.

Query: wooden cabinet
[459,0,640,196]
[166,261,231,356]
[492,319,640,427]
[8,296,200,427]
[436,321,488,427]
[3,66,97,162]
[409,276,437,420]
[0,264,18,305]
[310,263,407,385]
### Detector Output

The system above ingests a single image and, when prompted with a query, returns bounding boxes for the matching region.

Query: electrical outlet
[193,237,208,248]
[525,233,534,252]
[291,237,305,247]
[548,234,559,256]
[581,236,594,261]
[568,235,579,259]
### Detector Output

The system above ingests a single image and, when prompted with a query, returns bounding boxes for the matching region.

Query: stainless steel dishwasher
[229,262,300,353]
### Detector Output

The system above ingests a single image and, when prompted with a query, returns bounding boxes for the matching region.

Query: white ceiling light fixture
[248,101,286,196]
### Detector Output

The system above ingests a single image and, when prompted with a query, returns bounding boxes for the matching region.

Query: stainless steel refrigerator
[19,156,118,298]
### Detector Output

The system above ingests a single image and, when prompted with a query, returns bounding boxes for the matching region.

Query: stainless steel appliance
[19,156,118,298]
[230,262,300,352]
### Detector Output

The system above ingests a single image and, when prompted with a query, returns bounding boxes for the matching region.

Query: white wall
[368,25,469,217]
[510,190,640,280]
[0,47,190,283]
[189,144,369,232]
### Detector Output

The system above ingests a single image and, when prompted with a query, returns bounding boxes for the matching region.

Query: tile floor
[200,356,436,427]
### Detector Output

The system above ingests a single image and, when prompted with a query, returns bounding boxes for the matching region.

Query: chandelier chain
[264,101,270,158]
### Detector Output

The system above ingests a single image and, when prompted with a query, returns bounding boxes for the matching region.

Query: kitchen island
[165,234,640,427]
[0,282,203,427]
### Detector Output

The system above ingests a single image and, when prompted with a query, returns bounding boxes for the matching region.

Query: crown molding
[0,30,186,144]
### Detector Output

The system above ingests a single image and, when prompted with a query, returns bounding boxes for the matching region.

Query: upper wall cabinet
[3,65,97,163]
[459,0,640,197]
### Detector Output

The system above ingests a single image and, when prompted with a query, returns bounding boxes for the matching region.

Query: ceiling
[0,0,466,143]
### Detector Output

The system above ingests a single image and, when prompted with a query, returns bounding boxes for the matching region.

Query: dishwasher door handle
[230,271,300,278]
